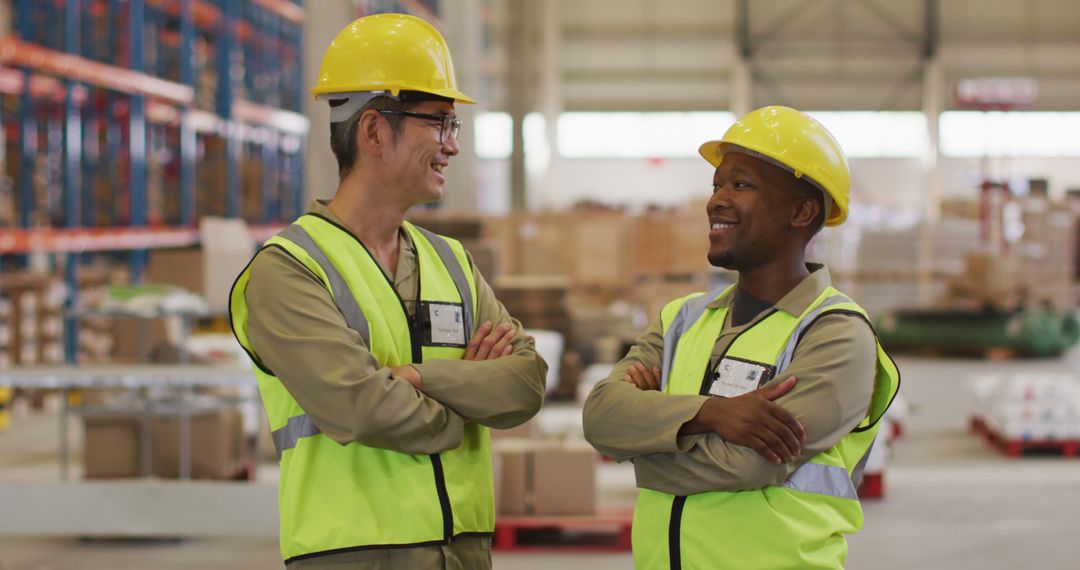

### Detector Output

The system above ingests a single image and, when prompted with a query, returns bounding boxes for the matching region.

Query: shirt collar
[307,199,413,248]
[706,263,833,316]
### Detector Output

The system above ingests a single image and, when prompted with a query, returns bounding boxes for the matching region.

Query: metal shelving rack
[0,0,308,363]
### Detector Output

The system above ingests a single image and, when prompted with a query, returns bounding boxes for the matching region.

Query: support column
[731,0,752,117]
[442,0,482,212]
[535,0,560,211]
[507,0,530,212]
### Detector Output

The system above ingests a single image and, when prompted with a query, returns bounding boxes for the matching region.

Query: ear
[790,197,820,229]
[356,109,385,157]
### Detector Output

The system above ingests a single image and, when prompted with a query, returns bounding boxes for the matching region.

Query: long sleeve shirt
[582,265,876,495]
[243,201,548,456]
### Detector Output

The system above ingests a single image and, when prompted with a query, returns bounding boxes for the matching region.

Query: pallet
[494,507,633,552]
[972,417,1078,458]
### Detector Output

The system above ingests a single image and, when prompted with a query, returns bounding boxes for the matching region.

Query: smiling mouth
[711,222,738,231]
[432,164,445,174]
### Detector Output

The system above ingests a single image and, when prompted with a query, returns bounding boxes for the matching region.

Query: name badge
[418,301,467,347]
[708,357,776,398]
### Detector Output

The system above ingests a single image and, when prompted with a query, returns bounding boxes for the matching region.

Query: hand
[391,365,423,390]
[682,376,806,464]
[464,321,515,361]
[622,362,662,391]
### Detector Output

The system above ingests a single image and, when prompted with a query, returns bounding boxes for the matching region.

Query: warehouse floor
[4,352,1080,569]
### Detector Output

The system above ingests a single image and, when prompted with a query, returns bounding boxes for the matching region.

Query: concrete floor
[4,352,1080,569]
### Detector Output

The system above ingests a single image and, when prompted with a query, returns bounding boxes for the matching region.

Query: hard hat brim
[311,85,477,105]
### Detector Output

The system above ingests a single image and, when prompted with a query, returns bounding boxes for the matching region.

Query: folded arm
[632,314,877,495]
[411,257,548,429]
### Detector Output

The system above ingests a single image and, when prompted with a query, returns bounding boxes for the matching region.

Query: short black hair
[328,91,454,178]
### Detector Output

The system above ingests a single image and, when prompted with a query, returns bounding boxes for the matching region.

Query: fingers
[472,322,513,361]
[770,403,807,443]
[465,321,493,360]
[752,417,800,463]
[487,325,516,360]
[622,363,661,390]
[747,435,783,464]
[757,376,797,401]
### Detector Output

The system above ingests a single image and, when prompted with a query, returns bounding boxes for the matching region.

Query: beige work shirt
[583,265,877,495]
[243,201,547,567]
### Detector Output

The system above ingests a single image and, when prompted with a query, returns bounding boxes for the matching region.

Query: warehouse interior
[3,0,1080,568]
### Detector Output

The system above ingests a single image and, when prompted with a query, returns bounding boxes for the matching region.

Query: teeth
[433,164,444,173]
[711,222,735,230]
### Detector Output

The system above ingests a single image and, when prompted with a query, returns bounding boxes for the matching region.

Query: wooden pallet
[494,507,633,552]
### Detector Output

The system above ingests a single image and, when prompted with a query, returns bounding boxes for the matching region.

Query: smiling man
[229,14,547,569]
[583,106,900,569]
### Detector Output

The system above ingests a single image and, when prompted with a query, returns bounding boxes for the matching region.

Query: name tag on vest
[708,357,776,397]
[418,301,467,347]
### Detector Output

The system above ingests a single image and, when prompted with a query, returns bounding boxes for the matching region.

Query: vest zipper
[312,214,457,544]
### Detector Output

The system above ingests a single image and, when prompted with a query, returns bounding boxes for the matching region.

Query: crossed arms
[244,246,548,455]
[582,314,876,495]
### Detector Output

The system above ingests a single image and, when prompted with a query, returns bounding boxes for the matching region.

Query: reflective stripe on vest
[781,462,858,500]
[278,224,371,346]
[271,413,321,460]
[774,293,853,374]
[412,225,475,344]
[660,287,727,391]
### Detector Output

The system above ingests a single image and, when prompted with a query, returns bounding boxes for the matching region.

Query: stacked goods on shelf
[852,221,980,316]
[0,270,115,366]
[1017,196,1077,311]
[970,374,1080,456]
[404,213,501,281]
[493,276,572,340]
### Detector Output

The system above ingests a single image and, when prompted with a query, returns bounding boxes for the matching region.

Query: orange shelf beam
[0,224,288,253]
[0,227,200,254]
[234,99,309,135]
[0,38,193,104]
[252,0,305,24]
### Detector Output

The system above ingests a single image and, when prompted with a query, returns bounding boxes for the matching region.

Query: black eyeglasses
[378,110,461,143]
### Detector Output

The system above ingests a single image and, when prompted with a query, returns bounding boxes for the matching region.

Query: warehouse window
[475,112,547,161]
[482,110,930,160]
[557,112,736,158]
[940,111,1080,157]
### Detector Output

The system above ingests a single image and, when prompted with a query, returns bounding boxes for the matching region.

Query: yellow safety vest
[633,285,900,570]
[229,213,492,563]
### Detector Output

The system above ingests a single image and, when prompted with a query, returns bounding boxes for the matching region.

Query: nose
[443,130,460,156]
[707,184,731,212]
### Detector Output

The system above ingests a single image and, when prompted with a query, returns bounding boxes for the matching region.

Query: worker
[229,14,547,569]
[582,106,900,569]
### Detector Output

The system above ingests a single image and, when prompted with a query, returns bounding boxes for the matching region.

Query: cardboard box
[147,218,255,314]
[82,405,246,480]
[493,440,596,516]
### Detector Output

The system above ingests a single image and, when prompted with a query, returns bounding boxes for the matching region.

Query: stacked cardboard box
[1017,197,1077,311]
[82,402,248,480]
[492,438,597,517]
[493,276,573,340]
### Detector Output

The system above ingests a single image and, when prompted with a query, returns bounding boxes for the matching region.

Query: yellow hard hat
[312,13,476,104]
[699,106,850,226]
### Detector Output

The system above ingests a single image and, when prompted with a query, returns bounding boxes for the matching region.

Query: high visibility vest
[229,213,492,563]
[632,285,900,570]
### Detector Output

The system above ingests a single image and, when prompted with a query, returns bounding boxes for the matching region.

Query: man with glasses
[230,13,547,569]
